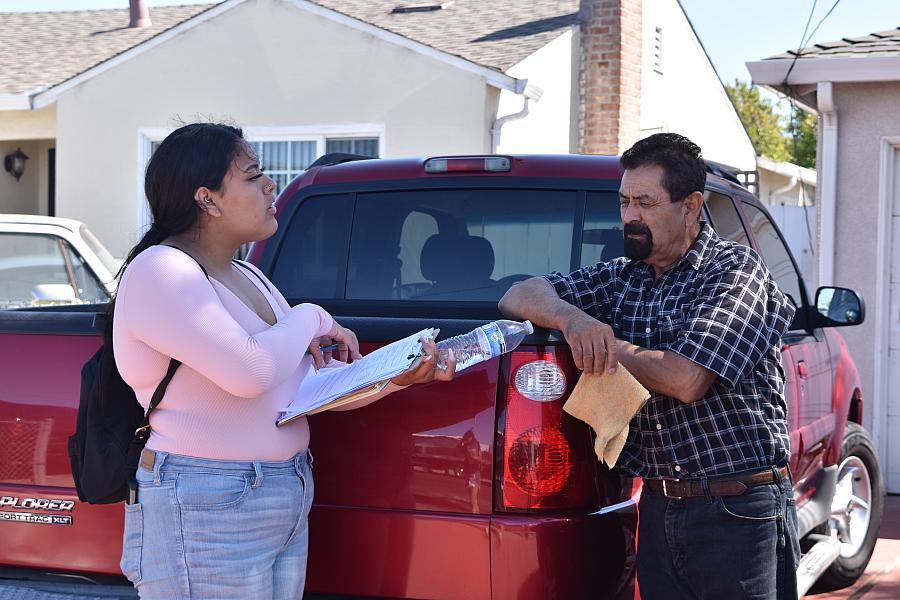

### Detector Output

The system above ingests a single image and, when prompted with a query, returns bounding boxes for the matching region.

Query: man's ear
[683,191,704,222]
[194,187,222,217]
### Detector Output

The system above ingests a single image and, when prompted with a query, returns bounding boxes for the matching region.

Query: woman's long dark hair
[108,122,245,317]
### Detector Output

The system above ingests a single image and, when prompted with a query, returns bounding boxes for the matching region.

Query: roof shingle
[765,26,900,60]
[0,0,579,98]
[0,5,215,95]
[308,0,578,72]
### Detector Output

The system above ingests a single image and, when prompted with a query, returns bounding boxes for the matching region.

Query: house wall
[826,81,900,491]
[0,105,55,141]
[639,0,755,171]
[54,0,496,256]
[496,29,574,154]
[0,139,49,215]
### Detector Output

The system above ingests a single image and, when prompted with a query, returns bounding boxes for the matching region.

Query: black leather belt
[644,466,789,499]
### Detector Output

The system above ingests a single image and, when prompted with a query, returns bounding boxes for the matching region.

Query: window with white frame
[253,137,379,193]
[140,129,382,230]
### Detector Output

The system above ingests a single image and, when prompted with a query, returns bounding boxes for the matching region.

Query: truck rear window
[271,189,622,303]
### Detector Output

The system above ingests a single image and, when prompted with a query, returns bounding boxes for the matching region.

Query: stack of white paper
[276,328,436,426]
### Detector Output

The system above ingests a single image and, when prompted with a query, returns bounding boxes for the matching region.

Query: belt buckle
[662,478,683,499]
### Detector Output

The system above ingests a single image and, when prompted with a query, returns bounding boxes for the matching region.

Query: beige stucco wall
[55,0,497,256]
[825,82,900,450]
[0,105,56,141]
[0,139,52,215]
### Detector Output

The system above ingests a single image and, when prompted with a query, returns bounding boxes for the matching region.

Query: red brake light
[424,156,511,173]
[508,426,572,495]
[496,347,599,511]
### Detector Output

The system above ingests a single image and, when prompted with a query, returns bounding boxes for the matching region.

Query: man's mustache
[624,223,651,237]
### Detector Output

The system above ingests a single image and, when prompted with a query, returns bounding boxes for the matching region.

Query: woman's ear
[194,187,222,217]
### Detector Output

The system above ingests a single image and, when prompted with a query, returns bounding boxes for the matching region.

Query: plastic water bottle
[437,319,534,373]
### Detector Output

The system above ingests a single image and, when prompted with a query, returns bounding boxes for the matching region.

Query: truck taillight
[495,348,599,511]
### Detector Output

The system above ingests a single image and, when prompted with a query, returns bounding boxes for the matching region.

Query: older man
[499,133,800,599]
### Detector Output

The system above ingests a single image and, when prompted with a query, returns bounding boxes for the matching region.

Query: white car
[0,214,119,309]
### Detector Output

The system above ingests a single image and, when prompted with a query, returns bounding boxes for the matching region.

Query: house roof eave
[756,154,817,186]
[0,92,36,111]
[746,54,900,87]
[30,0,247,110]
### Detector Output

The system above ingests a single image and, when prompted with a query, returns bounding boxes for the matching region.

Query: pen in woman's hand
[307,343,340,355]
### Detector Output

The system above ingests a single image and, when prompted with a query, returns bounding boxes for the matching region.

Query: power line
[781,0,842,88]
[781,0,818,88]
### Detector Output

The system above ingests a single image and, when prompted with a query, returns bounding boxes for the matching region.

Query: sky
[678,0,900,85]
[2,0,900,88]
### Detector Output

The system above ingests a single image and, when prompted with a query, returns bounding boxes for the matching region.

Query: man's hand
[562,312,618,375]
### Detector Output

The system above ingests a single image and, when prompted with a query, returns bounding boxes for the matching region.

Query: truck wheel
[817,422,884,588]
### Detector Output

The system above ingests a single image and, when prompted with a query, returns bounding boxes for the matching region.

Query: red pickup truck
[0,154,883,598]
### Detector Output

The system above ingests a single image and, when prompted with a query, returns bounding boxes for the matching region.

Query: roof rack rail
[704,160,742,185]
[307,153,374,169]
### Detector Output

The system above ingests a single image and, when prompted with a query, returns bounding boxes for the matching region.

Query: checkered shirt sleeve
[668,247,795,387]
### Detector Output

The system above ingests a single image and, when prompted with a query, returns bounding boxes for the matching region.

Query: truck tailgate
[0,323,124,575]
[304,317,498,597]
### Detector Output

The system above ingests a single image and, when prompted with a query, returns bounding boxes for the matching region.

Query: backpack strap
[233,259,271,292]
[162,244,210,279]
[134,357,180,442]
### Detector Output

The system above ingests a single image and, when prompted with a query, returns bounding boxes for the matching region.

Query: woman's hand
[390,338,456,387]
[309,321,362,369]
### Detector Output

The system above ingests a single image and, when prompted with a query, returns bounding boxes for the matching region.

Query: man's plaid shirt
[545,223,795,479]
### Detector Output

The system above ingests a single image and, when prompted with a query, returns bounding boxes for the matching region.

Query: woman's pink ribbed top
[112,245,333,461]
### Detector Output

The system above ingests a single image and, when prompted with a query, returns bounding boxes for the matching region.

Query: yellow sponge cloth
[563,367,650,467]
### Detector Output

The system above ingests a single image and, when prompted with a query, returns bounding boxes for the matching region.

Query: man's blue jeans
[636,474,800,599]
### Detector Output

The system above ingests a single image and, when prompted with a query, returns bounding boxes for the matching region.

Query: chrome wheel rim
[829,455,872,558]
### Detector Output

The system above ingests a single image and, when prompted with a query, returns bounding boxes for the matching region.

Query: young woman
[112,122,455,599]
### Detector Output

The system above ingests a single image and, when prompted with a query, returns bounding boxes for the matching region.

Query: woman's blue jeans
[636,474,801,600]
[120,449,314,600]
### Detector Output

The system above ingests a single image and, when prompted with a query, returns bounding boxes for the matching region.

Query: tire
[816,422,884,589]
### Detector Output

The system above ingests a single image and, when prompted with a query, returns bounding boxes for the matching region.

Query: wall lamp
[4,148,29,181]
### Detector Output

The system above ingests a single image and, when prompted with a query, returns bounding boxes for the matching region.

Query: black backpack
[67,252,267,504]
[67,312,180,504]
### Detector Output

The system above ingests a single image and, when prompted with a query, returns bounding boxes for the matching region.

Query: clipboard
[276,328,436,426]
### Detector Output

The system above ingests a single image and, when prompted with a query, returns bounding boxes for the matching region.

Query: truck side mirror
[814,286,865,327]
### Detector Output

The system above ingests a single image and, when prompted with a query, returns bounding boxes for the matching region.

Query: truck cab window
[582,192,623,266]
[346,189,577,301]
[705,191,750,248]
[740,202,806,326]
[0,233,72,309]
[270,193,353,300]
[64,242,109,304]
